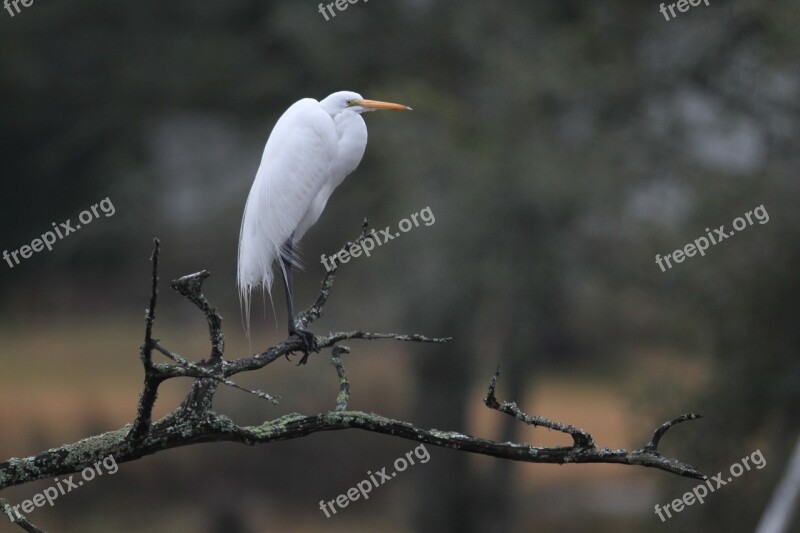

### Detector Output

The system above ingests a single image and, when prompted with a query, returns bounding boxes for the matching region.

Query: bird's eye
[346,100,353,106]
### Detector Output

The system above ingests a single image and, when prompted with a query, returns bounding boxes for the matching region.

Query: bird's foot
[288,326,320,365]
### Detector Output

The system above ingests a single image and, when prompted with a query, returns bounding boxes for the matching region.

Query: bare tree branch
[330,346,351,412]
[485,366,595,448]
[644,413,704,453]
[128,238,164,444]
[1,498,45,533]
[0,232,706,531]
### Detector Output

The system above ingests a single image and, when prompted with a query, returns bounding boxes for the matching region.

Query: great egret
[237,91,411,360]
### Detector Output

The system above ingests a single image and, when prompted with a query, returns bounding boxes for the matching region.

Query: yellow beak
[356,99,413,111]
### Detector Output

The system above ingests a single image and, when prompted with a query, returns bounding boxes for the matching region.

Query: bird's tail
[237,243,279,340]
[237,233,303,339]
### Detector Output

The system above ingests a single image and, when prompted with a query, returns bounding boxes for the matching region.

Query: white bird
[237,91,411,360]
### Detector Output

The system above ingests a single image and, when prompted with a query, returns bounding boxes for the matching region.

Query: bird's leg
[281,238,319,364]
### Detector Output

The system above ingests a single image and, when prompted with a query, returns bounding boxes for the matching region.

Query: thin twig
[1,497,46,533]
[170,271,224,363]
[644,413,704,453]
[330,346,351,411]
[143,238,160,354]
[484,367,595,448]
[128,238,164,443]
[152,341,278,405]
[297,218,373,329]
[320,331,452,347]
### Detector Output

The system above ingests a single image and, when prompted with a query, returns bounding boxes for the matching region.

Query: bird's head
[321,91,412,115]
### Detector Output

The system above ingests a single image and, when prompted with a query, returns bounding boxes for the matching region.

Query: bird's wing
[237,98,337,324]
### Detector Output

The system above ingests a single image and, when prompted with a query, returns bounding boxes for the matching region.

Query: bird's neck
[330,112,368,185]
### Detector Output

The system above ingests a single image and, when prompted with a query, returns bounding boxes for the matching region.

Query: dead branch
[0,234,705,532]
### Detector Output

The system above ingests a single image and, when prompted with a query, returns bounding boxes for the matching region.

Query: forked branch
[0,233,705,532]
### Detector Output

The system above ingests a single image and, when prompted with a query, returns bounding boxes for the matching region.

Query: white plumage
[237,91,410,336]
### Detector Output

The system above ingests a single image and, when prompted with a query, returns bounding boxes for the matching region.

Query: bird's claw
[288,327,320,365]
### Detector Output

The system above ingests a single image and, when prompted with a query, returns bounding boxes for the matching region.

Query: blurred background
[1,1,798,532]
